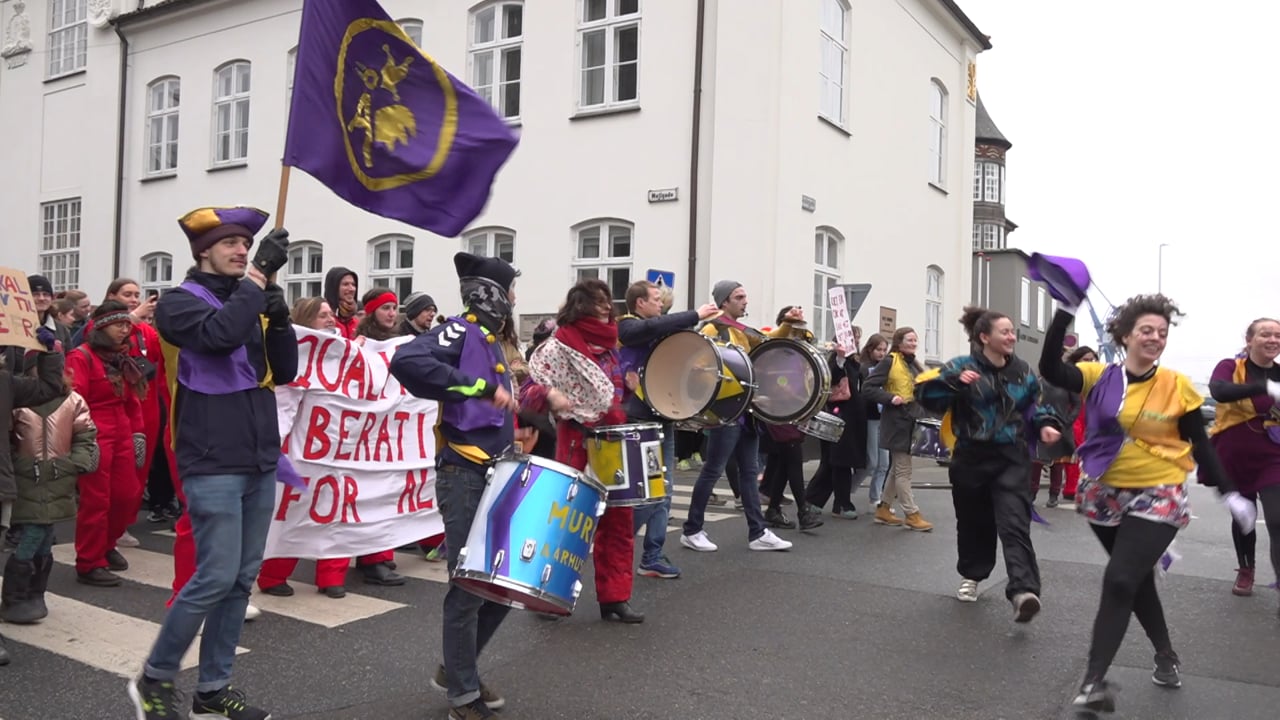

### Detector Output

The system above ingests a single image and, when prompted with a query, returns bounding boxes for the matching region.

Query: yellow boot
[903,511,933,532]
[874,504,903,526]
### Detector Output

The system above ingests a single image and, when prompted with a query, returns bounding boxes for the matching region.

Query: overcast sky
[958,0,1279,381]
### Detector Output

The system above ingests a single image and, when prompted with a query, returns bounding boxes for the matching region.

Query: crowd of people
[1,222,1277,719]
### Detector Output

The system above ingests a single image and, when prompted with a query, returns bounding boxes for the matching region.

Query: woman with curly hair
[1040,294,1254,714]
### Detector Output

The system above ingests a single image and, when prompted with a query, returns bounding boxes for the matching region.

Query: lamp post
[1158,243,1171,294]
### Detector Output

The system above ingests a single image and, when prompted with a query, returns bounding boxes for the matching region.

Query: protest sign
[0,267,43,351]
[265,328,444,560]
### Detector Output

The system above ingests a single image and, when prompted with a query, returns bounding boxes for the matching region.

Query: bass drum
[639,330,755,428]
[747,339,832,424]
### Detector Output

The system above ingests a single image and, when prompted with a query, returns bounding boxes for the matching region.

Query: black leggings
[1085,517,1178,681]
[1231,486,1280,577]
[765,443,807,511]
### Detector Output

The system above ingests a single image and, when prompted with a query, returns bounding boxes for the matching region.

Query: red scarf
[554,317,618,357]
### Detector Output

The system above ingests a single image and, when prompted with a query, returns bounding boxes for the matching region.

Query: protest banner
[828,286,855,354]
[265,327,444,560]
[0,267,43,352]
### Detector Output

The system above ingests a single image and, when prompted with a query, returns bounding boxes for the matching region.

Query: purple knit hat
[178,206,269,260]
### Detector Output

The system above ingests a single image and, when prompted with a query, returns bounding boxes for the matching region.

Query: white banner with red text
[264,327,444,560]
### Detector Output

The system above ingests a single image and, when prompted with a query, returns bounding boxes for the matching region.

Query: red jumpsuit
[1063,406,1087,499]
[67,348,144,574]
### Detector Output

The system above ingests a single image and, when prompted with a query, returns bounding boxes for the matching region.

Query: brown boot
[874,504,903,526]
[1232,567,1255,597]
[903,511,934,532]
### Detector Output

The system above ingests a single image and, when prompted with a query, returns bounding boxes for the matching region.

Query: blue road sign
[646,269,675,289]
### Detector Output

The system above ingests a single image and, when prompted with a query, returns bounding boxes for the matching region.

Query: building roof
[975,94,1011,149]
[937,0,992,51]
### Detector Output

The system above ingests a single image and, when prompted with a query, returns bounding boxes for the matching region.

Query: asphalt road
[2,461,1277,720]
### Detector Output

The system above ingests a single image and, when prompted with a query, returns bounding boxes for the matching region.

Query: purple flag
[284,0,518,236]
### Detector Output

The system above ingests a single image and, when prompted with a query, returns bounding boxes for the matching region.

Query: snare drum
[639,330,755,428]
[585,423,668,507]
[748,339,832,424]
[453,455,608,616]
[799,411,845,443]
[910,419,951,461]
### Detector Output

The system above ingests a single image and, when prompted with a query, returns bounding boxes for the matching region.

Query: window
[928,80,948,187]
[464,227,516,264]
[577,0,640,111]
[572,219,633,312]
[925,266,944,360]
[972,162,983,201]
[983,162,1001,203]
[470,2,523,119]
[1036,287,1048,331]
[812,227,842,342]
[38,199,82,291]
[283,241,324,305]
[369,235,414,301]
[818,0,849,125]
[145,77,181,176]
[285,47,297,115]
[971,223,1005,251]
[398,19,424,47]
[212,61,251,165]
[1020,278,1031,326]
[140,253,174,296]
[48,0,88,78]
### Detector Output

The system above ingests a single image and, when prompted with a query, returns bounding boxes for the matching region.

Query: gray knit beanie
[712,280,742,308]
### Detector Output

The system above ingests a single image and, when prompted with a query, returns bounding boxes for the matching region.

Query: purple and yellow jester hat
[178,206,270,260]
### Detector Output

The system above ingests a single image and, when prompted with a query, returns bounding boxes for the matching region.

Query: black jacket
[156,271,299,478]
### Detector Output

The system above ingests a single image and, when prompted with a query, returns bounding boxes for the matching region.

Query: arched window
[282,241,324,305]
[469,2,523,119]
[464,226,516,263]
[398,18,424,46]
[145,76,181,176]
[212,60,252,165]
[572,218,633,312]
[819,0,850,126]
[813,227,843,341]
[140,252,174,297]
[369,234,415,301]
[928,80,948,187]
[925,266,944,360]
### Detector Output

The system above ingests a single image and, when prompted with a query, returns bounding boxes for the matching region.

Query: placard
[828,286,855,355]
[0,266,43,351]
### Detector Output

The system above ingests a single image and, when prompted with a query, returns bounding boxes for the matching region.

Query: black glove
[35,326,57,352]
[264,283,290,326]
[251,228,291,276]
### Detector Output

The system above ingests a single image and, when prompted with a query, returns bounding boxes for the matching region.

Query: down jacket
[10,392,99,524]
[0,351,66,502]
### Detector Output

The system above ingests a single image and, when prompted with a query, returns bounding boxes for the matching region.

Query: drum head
[640,331,724,420]
[749,340,826,423]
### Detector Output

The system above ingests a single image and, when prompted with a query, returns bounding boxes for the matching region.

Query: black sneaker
[449,698,496,720]
[765,507,796,530]
[798,510,824,531]
[106,549,130,571]
[147,510,169,523]
[127,676,184,720]
[1071,678,1117,713]
[191,685,271,720]
[1152,651,1182,688]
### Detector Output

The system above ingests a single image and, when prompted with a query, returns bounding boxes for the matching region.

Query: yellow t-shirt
[1077,362,1203,488]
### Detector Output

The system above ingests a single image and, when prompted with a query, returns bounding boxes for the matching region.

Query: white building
[1,0,989,360]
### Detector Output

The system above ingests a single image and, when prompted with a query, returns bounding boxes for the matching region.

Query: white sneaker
[116,532,140,548]
[244,603,262,622]
[680,531,718,552]
[748,529,793,551]
[957,579,979,602]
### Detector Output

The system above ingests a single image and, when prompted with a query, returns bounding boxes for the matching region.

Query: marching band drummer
[618,280,720,580]
[522,279,646,623]
[388,252,522,720]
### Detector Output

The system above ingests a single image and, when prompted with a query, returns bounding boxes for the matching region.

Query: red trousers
[556,422,635,604]
[256,550,393,591]
[76,420,143,574]
[135,390,162,497]
[167,424,195,607]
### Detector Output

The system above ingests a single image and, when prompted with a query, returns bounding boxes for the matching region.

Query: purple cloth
[1210,423,1280,496]
[439,316,505,433]
[1028,253,1091,307]
[1077,364,1127,480]
[175,281,260,395]
[276,454,307,491]
[284,0,518,237]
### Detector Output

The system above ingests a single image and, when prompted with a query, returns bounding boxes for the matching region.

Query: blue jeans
[144,472,275,692]
[437,463,510,708]
[13,524,55,562]
[682,422,767,542]
[866,419,891,504]
[632,427,676,565]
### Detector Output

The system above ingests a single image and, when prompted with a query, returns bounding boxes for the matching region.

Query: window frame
[463,226,517,264]
[1020,277,1031,326]
[813,227,843,342]
[38,198,83,292]
[145,76,181,177]
[928,80,948,188]
[1036,287,1048,332]
[571,218,635,312]
[211,60,252,167]
[818,0,850,126]
[397,18,424,47]
[982,162,1001,203]
[139,252,174,297]
[575,0,642,112]
[282,241,325,305]
[925,266,944,361]
[468,2,524,121]
[285,47,298,117]
[368,234,415,302]
[47,0,88,79]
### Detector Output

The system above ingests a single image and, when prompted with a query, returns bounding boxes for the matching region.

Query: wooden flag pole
[269,163,292,283]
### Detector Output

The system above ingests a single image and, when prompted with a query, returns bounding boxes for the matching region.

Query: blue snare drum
[452,455,608,616]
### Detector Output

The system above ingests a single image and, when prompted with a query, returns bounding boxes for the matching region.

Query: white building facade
[1,0,987,361]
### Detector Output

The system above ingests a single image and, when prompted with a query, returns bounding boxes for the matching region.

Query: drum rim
[451,571,572,614]
[494,453,610,496]
[586,422,665,435]
[747,339,831,424]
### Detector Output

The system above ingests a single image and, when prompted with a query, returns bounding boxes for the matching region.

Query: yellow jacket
[702,319,800,349]
[884,352,919,402]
